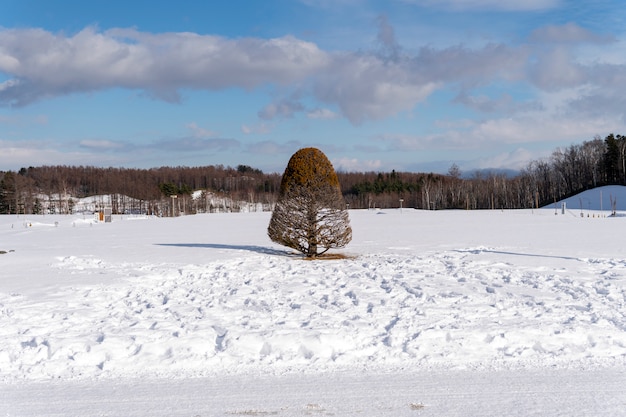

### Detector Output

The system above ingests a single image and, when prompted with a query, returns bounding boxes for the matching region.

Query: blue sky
[1,0,626,174]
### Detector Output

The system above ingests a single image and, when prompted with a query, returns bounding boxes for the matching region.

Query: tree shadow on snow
[155,243,294,257]
[457,248,580,261]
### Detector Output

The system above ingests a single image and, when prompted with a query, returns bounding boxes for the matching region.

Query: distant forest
[1,134,625,215]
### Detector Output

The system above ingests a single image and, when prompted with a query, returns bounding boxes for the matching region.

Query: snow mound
[547,185,626,212]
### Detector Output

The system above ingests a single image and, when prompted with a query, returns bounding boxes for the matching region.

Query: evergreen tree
[268,148,352,258]
[0,172,16,214]
[604,134,620,183]
[33,198,42,215]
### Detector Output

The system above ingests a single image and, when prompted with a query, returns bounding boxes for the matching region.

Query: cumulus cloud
[376,111,624,154]
[454,92,544,114]
[523,24,624,96]
[567,89,626,123]
[186,122,218,138]
[259,97,340,121]
[528,47,588,91]
[376,14,400,60]
[258,98,305,120]
[154,137,240,152]
[0,24,528,124]
[241,123,273,135]
[80,134,239,154]
[473,148,542,170]
[313,53,440,124]
[0,27,329,106]
[79,139,127,151]
[374,132,447,152]
[0,139,121,168]
[333,157,382,171]
[0,113,48,126]
[245,140,301,155]
[467,115,622,147]
[307,108,339,119]
[0,21,624,127]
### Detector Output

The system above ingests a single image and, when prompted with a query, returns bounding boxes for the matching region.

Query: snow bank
[1,208,626,381]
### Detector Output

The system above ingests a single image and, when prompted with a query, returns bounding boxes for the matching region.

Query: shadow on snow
[456,248,580,261]
[155,243,293,257]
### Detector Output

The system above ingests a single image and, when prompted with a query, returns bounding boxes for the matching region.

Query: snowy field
[2,186,626,416]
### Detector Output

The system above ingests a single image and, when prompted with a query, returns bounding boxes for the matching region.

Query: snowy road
[3,369,626,416]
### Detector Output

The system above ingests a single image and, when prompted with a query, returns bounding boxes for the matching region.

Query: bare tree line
[1,134,625,215]
[341,134,625,210]
[0,165,282,215]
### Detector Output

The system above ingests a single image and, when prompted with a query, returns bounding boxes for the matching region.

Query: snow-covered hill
[546,184,626,213]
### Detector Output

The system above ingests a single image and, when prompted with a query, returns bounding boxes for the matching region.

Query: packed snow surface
[2,187,626,416]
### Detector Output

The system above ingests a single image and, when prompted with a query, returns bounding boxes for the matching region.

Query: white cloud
[528,47,590,91]
[0,79,20,93]
[186,122,217,138]
[0,27,330,106]
[1,22,625,130]
[468,115,622,146]
[307,108,339,119]
[473,148,544,171]
[333,157,382,172]
[258,98,305,120]
[0,140,121,168]
[79,139,126,150]
[154,137,239,152]
[377,112,625,153]
[314,53,443,123]
[376,14,400,60]
[78,134,240,154]
[246,140,301,155]
[0,113,47,127]
[0,25,528,124]
[454,92,543,114]
[241,123,273,135]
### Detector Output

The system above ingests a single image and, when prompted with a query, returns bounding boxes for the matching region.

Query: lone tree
[268,147,352,258]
